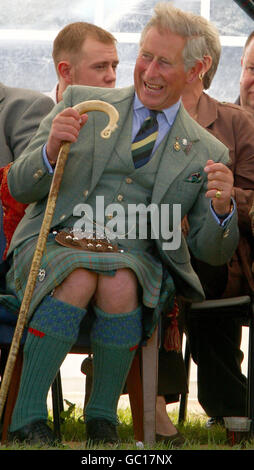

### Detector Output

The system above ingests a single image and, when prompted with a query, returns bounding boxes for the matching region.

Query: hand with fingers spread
[204,159,234,216]
[46,107,88,165]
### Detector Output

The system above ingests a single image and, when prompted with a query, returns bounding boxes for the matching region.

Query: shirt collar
[133,92,181,126]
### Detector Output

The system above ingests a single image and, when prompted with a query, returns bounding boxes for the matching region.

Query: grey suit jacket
[0,82,54,167]
[7,85,239,302]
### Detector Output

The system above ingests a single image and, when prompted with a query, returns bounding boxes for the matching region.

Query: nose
[105,66,116,84]
[144,58,159,79]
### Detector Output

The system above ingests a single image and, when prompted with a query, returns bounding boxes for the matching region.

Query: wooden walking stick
[0,100,119,420]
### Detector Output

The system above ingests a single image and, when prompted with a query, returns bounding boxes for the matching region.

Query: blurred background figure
[45,22,119,103]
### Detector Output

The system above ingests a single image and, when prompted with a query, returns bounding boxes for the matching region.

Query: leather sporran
[54,230,119,253]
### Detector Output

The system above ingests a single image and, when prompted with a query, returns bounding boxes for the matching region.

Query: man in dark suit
[3,3,239,446]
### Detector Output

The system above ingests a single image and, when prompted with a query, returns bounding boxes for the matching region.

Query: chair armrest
[190,295,251,311]
[190,295,252,320]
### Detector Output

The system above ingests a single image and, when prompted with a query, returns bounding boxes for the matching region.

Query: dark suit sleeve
[8,94,54,161]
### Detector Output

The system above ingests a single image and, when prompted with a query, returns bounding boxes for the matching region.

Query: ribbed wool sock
[85,305,142,425]
[10,295,86,432]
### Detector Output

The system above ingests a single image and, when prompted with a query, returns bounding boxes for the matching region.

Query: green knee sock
[85,305,142,425]
[10,296,86,432]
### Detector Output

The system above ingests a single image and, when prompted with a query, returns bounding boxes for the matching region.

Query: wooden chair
[178,295,254,435]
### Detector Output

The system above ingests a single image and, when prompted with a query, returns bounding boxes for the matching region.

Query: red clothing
[0,163,27,259]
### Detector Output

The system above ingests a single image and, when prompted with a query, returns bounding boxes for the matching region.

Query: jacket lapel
[152,104,200,204]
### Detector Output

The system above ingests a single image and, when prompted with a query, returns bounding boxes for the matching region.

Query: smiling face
[134,26,191,110]
[240,38,254,113]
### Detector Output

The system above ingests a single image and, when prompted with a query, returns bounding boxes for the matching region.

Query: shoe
[8,420,59,446]
[205,417,225,428]
[156,431,185,448]
[86,418,119,445]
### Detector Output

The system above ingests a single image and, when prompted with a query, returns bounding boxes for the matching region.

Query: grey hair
[140,2,221,89]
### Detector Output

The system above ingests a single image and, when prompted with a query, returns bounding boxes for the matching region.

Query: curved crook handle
[73,99,119,139]
[0,99,119,421]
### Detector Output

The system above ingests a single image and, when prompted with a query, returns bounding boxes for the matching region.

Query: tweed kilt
[2,233,175,339]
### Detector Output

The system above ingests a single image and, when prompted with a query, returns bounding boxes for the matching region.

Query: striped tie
[132,111,159,168]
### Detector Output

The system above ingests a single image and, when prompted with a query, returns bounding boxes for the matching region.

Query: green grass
[2,403,254,451]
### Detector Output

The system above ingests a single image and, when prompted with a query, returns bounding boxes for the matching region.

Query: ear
[57,61,73,83]
[186,61,203,84]
[186,55,212,84]
[202,55,212,74]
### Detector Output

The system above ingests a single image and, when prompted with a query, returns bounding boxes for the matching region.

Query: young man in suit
[3,3,239,445]
[45,22,119,104]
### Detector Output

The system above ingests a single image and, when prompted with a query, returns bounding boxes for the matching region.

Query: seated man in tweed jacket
[2,3,239,446]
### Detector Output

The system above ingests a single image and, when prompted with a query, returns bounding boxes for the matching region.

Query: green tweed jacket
[7,85,239,303]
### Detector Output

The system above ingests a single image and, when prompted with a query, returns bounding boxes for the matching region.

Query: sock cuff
[29,295,86,342]
[93,304,141,319]
[91,305,142,349]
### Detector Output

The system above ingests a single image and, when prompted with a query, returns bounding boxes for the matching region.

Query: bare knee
[54,268,98,308]
[94,268,139,313]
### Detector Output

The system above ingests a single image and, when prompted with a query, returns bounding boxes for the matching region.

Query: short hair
[140,2,221,89]
[242,30,254,60]
[52,22,117,73]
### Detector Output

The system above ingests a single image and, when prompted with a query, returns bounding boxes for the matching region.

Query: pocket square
[185,172,202,183]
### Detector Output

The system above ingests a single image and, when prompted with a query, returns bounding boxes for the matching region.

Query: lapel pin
[183,141,193,155]
[174,138,181,151]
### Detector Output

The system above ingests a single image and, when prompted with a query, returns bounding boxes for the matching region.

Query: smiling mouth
[144,81,163,91]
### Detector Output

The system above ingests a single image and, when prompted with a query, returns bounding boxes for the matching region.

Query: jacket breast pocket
[171,178,205,210]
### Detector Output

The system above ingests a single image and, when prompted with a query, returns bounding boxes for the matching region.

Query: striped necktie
[132,111,159,168]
